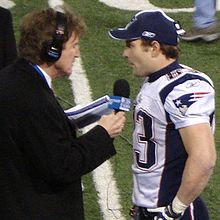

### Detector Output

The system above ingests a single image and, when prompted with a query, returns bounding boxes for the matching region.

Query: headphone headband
[54,11,66,42]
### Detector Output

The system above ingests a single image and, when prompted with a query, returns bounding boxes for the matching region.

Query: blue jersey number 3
[134,110,156,170]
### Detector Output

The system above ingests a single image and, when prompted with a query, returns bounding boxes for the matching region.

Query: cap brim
[109,28,140,40]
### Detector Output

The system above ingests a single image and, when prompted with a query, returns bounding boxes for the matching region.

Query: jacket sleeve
[20,95,116,185]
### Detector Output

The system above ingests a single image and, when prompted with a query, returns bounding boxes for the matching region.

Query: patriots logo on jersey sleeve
[173,92,209,115]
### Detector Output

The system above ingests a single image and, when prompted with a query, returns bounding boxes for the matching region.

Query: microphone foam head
[113,79,130,98]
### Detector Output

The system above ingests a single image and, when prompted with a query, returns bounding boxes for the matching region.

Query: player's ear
[150,40,161,57]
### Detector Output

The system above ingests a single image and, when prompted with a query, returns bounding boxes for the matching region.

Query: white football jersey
[132,61,215,208]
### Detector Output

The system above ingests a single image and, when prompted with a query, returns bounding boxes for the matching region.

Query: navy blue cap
[109,9,185,46]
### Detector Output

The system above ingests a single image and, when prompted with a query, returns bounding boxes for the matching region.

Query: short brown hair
[141,39,180,59]
[18,5,86,64]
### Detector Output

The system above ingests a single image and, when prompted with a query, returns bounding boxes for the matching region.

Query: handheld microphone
[110,79,130,113]
[113,79,130,98]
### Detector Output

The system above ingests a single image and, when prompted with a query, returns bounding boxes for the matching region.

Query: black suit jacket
[0,58,116,220]
[0,7,17,70]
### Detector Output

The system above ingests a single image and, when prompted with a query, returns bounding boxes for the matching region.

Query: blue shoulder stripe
[160,74,213,105]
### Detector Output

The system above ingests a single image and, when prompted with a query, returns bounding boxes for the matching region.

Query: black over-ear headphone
[43,11,67,62]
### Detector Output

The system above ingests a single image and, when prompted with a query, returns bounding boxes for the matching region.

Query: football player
[109,9,216,220]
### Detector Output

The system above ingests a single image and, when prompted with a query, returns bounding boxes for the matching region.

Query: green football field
[10,0,220,219]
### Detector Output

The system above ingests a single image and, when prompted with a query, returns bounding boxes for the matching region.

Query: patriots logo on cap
[173,92,209,115]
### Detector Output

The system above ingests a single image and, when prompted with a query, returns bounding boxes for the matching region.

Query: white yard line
[99,0,220,12]
[0,0,15,8]
[3,0,220,11]
[99,0,194,12]
[218,0,220,10]
[69,58,126,220]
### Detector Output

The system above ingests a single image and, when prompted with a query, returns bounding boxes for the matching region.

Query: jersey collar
[148,60,182,82]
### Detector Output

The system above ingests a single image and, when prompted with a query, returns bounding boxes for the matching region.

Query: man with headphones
[0,5,126,220]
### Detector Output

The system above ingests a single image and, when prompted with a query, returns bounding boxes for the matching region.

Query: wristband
[172,196,188,214]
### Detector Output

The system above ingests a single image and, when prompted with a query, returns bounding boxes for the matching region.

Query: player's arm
[149,76,216,219]
[148,123,216,220]
[177,122,216,205]
[164,76,216,207]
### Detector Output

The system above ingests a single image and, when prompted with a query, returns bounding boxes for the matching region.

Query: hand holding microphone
[98,79,130,138]
[65,79,130,129]
[111,79,130,113]
[98,112,126,138]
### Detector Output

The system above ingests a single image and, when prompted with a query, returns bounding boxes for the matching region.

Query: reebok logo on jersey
[173,92,209,115]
